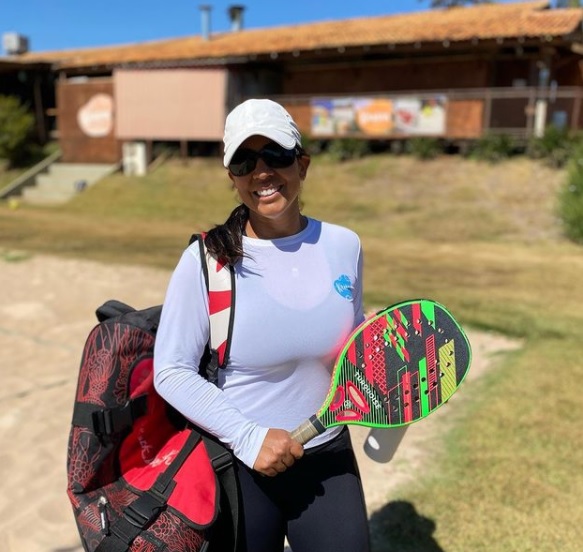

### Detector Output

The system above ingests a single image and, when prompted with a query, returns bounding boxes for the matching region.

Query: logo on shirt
[334,274,354,300]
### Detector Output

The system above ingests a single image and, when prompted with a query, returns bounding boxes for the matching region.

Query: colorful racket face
[291,300,471,444]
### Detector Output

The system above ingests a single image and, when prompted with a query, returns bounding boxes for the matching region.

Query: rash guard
[153,217,364,468]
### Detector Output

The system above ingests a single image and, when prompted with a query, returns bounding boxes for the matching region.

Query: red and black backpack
[66,234,238,552]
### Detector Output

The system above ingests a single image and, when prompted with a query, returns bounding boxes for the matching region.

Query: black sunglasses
[229,143,302,176]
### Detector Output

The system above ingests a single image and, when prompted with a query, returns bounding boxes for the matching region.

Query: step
[21,187,81,205]
[35,174,87,193]
[47,163,116,175]
[21,162,118,205]
[46,164,117,182]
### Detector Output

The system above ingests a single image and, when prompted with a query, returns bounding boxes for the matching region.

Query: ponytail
[204,204,249,265]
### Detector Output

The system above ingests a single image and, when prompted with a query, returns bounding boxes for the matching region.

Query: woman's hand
[253,428,304,477]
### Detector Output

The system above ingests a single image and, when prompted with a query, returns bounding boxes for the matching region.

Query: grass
[1,153,581,551]
[0,160,26,190]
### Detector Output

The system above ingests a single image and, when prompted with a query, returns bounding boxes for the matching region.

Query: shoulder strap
[95,300,135,322]
[203,435,240,549]
[191,234,236,377]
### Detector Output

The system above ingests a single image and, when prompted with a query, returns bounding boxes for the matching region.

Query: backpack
[66,234,239,552]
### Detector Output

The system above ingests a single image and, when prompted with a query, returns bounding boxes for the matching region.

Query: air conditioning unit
[122,142,147,176]
[2,33,29,55]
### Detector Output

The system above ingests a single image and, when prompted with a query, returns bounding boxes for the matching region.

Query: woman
[154,99,370,552]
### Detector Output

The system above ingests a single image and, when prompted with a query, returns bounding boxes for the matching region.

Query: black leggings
[235,428,371,552]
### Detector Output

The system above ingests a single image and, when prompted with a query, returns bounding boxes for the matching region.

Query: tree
[422,0,581,9]
[424,0,492,7]
[0,95,35,167]
[555,0,581,7]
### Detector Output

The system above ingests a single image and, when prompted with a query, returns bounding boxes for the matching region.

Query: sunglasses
[229,143,302,176]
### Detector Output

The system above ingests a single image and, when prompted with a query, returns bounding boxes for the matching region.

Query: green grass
[0,160,26,190]
[372,338,583,551]
[1,153,582,550]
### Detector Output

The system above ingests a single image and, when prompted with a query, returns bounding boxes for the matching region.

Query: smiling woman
[153,99,372,552]
[227,133,308,239]
[220,99,310,241]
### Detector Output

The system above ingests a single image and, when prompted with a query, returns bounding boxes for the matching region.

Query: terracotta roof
[10,1,583,70]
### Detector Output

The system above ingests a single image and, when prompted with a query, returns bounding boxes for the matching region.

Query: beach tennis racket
[290,299,471,445]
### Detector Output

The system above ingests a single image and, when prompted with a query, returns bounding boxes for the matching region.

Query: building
[2,0,583,164]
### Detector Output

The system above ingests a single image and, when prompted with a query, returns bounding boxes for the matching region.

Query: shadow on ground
[370,500,444,552]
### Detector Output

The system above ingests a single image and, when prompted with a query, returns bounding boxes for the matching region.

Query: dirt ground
[0,252,521,552]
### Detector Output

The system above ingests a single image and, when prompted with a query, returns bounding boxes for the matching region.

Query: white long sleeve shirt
[153,217,364,468]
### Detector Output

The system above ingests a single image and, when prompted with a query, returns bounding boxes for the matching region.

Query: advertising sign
[77,94,114,137]
[311,95,446,137]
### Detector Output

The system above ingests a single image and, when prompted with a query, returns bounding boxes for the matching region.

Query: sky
[1,0,542,54]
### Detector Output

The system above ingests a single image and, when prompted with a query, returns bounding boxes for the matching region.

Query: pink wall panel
[114,68,227,140]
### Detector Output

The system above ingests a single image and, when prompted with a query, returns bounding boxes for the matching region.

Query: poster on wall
[311,95,446,137]
[311,98,356,135]
[393,97,446,135]
[77,94,114,137]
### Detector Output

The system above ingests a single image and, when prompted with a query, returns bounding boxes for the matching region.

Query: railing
[0,149,62,200]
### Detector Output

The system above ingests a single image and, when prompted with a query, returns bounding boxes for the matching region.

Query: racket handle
[290,415,325,445]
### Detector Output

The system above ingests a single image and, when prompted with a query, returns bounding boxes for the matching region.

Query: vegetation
[1,152,582,550]
[527,124,576,169]
[466,132,516,162]
[326,137,370,161]
[406,137,442,160]
[304,124,581,167]
[425,0,579,11]
[426,0,492,7]
[558,140,583,243]
[424,0,579,8]
[0,95,36,167]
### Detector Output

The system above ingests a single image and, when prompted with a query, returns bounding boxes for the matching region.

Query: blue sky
[2,0,537,53]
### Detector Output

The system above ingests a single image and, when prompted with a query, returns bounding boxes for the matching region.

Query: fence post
[572,89,582,132]
[483,89,492,135]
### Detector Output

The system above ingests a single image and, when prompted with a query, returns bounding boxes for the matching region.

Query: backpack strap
[94,429,239,552]
[191,233,236,385]
[190,234,239,549]
[203,435,240,549]
[95,300,135,322]
[95,429,203,552]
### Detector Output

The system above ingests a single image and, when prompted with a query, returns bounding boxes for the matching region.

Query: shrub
[527,125,574,169]
[300,136,327,156]
[327,138,370,161]
[469,133,516,163]
[558,141,583,243]
[406,137,442,160]
[0,95,35,167]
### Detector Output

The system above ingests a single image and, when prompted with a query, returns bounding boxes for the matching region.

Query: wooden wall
[283,58,490,95]
[57,78,121,163]
[280,57,496,139]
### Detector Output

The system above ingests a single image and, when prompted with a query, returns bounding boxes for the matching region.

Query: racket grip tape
[290,415,326,445]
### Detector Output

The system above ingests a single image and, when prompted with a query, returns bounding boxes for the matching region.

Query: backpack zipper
[97,496,110,535]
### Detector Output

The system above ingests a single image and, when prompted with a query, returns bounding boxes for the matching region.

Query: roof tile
[12,1,583,69]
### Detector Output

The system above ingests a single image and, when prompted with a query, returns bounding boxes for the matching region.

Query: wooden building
[3,0,583,163]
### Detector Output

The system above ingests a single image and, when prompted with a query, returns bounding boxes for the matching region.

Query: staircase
[21,162,119,205]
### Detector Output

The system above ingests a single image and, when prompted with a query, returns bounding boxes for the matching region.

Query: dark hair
[204,203,249,265]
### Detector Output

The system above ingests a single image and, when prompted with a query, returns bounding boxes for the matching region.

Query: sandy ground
[0,253,521,552]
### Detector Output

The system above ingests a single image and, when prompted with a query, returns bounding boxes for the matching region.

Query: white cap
[223,99,302,167]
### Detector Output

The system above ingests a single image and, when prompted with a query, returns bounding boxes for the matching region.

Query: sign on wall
[77,94,114,137]
[114,68,227,140]
[311,96,447,137]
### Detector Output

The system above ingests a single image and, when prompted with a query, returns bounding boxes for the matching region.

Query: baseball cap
[223,99,302,167]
